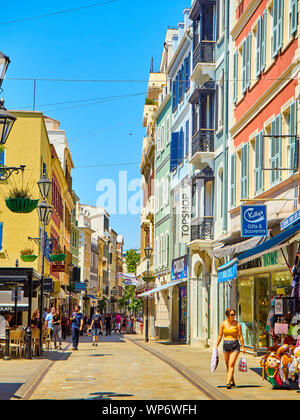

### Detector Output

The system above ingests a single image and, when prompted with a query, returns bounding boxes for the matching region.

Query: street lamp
[0,99,16,146]
[37,177,53,355]
[82,279,90,319]
[143,245,152,343]
[68,262,74,335]
[37,173,52,200]
[0,51,10,89]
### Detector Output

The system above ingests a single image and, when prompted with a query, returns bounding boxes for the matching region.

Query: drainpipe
[222,0,229,233]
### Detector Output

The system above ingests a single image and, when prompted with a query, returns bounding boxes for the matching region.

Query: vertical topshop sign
[178,184,191,243]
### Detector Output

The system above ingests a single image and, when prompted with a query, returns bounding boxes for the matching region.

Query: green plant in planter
[50,245,66,262]
[5,186,39,214]
[20,248,38,263]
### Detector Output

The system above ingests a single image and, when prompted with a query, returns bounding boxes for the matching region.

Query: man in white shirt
[0,314,6,339]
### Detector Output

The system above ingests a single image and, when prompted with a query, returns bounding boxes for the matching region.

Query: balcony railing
[193,41,215,70]
[191,217,214,241]
[192,129,214,155]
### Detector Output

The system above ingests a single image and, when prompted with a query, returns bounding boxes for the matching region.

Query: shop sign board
[43,278,54,293]
[218,260,238,283]
[172,255,188,281]
[280,209,300,231]
[51,262,65,272]
[241,205,268,237]
[74,282,87,291]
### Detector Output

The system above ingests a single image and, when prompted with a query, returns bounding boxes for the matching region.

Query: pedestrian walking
[121,315,127,334]
[70,305,84,350]
[215,308,245,389]
[89,309,103,346]
[61,312,69,340]
[31,309,40,328]
[105,313,112,336]
[52,309,63,350]
[115,313,122,334]
[44,307,56,340]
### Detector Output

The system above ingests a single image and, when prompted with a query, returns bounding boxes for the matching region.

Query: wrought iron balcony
[193,41,215,70]
[191,217,214,241]
[192,129,214,156]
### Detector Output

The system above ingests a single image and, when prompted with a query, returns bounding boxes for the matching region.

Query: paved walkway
[0,332,299,400]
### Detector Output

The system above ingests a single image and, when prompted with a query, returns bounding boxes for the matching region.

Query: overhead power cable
[0,0,119,25]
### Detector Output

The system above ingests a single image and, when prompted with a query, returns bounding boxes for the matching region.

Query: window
[217,0,225,39]
[290,0,298,37]
[255,131,264,194]
[166,118,170,145]
[218,71,224,128]
[161,124,165,151]
[230,154,236,208]
[270,114,282,184]
[289,101,297,174]
[272,0,284,57]
[242,33,252,93]
[256,16,262,77]
[241,143,249,199]
[233,51,238,103]
[185,120,189,157]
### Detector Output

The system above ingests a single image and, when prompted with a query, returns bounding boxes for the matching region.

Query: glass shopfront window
[271,271,292,296]
[237,276,255,347]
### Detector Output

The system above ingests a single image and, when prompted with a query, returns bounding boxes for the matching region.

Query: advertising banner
[241,205,268,237]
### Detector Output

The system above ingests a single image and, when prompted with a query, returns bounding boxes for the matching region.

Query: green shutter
[290,100,297,173]
[233,51,238,103]
[255,130,264,193]
[230,154,236,207]
[272,0,278,57]
[261,10,267,71]
[277,0,284,50]
[290,0,298,36]
[247,32,252,88]
[242,38,247,93]
[256,16,261,77]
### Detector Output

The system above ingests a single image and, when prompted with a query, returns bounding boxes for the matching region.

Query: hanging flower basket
[20,254,38,263]
[50,253,66,262]
[5,197,39,214]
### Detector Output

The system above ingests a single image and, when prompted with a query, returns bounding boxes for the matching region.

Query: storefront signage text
[239,251,278,271]
[241,205,268,237]
[280,209,300,231]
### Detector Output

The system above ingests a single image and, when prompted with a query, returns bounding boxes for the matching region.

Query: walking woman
[52,309,63,350]
[215,308,245,389]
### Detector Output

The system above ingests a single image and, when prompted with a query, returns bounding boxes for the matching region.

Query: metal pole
[14,286,18,326]
[145,258,149,343]
[39,222,46,355]
[25,274,33,359]
[3,327,11,360]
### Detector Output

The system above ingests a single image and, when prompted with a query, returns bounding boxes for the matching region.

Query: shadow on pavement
[0,383,23,400]
[85,391,134,400]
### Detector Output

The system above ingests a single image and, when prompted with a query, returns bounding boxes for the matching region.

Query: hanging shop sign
[217,259,238,283]
[241,205,268,237]
[51,262,65,272]
[172,255,188,281]
[176,185,191,244]
[73,282,87,291]
[43,278,54,293]
[280,209,300,231]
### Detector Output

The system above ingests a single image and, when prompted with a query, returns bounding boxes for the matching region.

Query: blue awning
[87,294,98,300]
[217,259,238,283]
[217,220,300,283]
[237,220,300,263]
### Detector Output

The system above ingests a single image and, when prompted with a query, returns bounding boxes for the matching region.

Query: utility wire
[0,0,119,25]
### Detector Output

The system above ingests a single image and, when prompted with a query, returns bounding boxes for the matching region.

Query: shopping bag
[238,355,248,372]
[211,348,219,372]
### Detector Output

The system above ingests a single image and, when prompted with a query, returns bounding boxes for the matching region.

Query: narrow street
[26,334,209,401]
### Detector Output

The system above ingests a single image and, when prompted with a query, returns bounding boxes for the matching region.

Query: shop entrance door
[179,286,187,342]
[254,276,270,353]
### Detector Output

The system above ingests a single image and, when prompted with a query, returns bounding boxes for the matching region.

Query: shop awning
[217,220,300,283]
[237,220,300,264]
[217,259,238,283]
[137,279,187,298]
[213,236,265,258]
[87,294,98,300]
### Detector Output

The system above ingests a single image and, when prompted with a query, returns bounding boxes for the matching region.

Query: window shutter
[154,238,158,269]
[161,125,164,150]
[277,0,284,50]
[242,38,247,93]
[256,16,261,77]
[247,32,252,88]
[0,222,3,251]
[186,53,191,91]
[179,128,184,163]
[166,118,170,145]
[290,101,297,173]
[185,120,189,157]
[215,84,219,129]
[260,130,265,191]
[233,51,238,103]
[276,114,282,181]
[272,0,278,57]
[157,127,161,153]
[261,10,267,71]
[290,0,298,36]
[170,132,180,171]
[165,233,169,266]
[172,82,176,112]
[230,154,236,207]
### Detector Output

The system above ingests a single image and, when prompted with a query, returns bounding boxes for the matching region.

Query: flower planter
[50,253,66,262]
[20,255,38,263]
[5,198,39,214]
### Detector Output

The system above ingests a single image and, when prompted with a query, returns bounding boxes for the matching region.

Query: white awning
[137,279,187,298]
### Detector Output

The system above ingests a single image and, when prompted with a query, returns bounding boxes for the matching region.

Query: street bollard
[3,327,11,360]
[24,326,32,360]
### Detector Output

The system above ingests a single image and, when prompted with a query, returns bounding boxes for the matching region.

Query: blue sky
[1,0,189,250]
